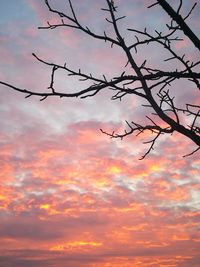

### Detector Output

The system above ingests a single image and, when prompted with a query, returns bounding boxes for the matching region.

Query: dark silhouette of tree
[0,0,199,159]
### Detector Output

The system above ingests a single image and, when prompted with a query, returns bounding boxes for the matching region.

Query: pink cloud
[0,1,199,266]
[0,119,199,266]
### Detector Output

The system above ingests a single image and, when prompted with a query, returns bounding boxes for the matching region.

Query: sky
[0,0,200,266]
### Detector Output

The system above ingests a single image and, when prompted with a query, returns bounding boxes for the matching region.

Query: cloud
[0,118,199,266]
[0,1,200,267]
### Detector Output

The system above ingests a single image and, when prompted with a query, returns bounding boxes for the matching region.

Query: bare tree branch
[156,0,200,50]
[0,0,199,159]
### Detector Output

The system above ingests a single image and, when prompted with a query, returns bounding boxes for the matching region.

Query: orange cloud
[0,1,200,265]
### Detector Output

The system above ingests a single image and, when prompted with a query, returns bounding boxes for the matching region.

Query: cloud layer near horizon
[0,0,200,266]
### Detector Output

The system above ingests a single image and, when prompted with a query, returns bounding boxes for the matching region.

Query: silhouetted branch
[156,0,200,50]
[0,0,199,159]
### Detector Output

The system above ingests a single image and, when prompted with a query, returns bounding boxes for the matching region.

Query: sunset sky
[0,1,200,266]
